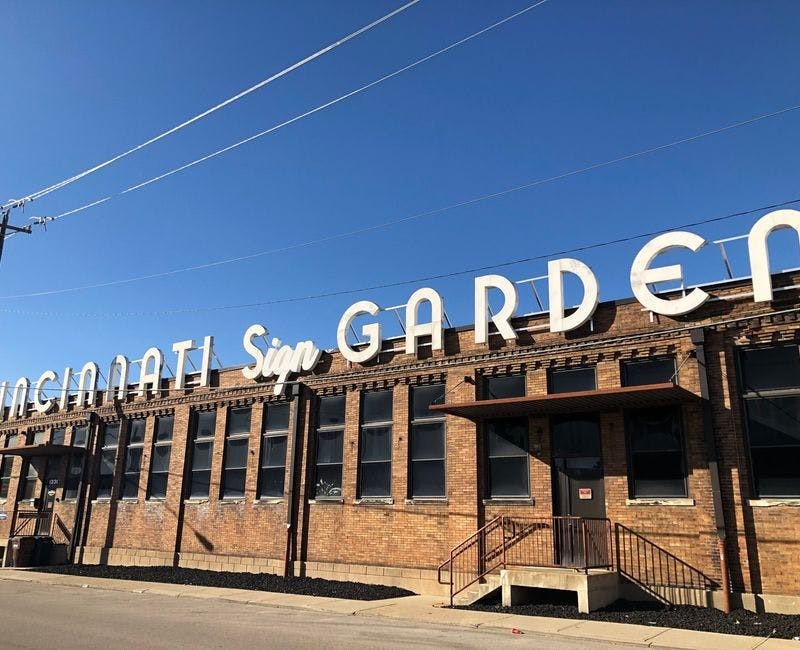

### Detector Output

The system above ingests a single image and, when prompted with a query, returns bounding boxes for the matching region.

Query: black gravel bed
[30,565,414,601]
[458,592,800,639]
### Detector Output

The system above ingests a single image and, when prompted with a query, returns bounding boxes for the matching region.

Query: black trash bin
[8,536,36,567]
[31,537,53,566]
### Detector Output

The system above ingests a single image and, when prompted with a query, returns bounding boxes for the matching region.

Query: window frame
[96,422,121,500]
[621,356,677,387]
[147,415,174,500]
[485,416,531,499]
[738,344,800,498]
[548,366,597,394]
[258,402,290,500]
[358,390,393,499]
[0,434,16,500]
[409,384,446,499]
[221,406,251,500]
[187,409,216,499]
[120,418,146,500]
[314,394,346,500]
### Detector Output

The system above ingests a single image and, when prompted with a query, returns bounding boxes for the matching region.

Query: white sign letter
[34,370,58,414]
[200,335,214,388]
[106,355,130,401]
[10,377,29,419]
[748,209,800,303]
[138,348,164,397]
[474,274,518,344]
[405,288,444,355]
[172,339,195,390]
[338,300,382,363]
[242,324,267,380]
[548,258,599,333]
[630,231,709,316]
[77,362,99,407]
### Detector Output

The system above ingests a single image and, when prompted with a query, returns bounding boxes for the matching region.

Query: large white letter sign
[630,231,709,316]
[548,258,599,333]
[405,288,444,355]
[59,367,72,410]
[10,377,29,419]
[474,274,518,344]
[200,336,214,388]
[748,209,800,303]
[106,355,130,401]
[33,370,57,414]
[0,382,7,420]
[138,348,164,397]
[172,340,195,390]
[338,300,382,363]
[77,362,99,407]
[242,324,267,380]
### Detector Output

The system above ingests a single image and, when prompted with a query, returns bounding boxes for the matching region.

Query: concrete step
[452,576,501,606]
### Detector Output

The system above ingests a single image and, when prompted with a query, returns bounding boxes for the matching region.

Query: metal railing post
[582,519,589,574]
[502,517,507,569]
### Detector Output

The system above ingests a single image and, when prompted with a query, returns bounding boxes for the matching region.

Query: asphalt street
[0,580,646,649]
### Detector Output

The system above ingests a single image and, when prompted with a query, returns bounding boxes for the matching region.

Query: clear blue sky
[1,0,799,383]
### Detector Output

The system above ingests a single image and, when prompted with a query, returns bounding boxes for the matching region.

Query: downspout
[690,328,731,613]
[283,383,303,578]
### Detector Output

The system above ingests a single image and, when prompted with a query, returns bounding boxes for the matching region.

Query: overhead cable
[2,195,799,318]
[1,0,422,210]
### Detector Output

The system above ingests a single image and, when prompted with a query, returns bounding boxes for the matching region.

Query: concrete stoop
[452,574,502,606]
[501,567,620,613]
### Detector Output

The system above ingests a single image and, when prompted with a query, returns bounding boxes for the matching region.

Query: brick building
[1,265,800,613]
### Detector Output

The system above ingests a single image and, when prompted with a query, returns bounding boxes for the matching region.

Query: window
[359,390,393,498]
[259,403,289,499]
[486,418,530,498]
[0,434,16,499]
[222,407,251,499]
[72,425,89,448]
[32,430,46,445]
[622,357,676,386]
[188,410,216,498]
[51,427,66,446]
[484,374,525,399]
[64,454,84,501]
[549,367,596,393]
[121,419,146,499]
[148,416,174,500]
[314,395,345,498]
[410,384,446,498]
[97,423,120,499]
[627,408,686,497]
[20,459,39,501]
[740,345,800,497]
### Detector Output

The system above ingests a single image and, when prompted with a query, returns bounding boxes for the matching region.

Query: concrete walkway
[0,569,795,650]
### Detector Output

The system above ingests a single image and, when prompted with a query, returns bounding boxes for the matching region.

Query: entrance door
[36,459,59,536]
[551,416,606,567]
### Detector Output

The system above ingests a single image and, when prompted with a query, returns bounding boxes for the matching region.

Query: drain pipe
[283,383,303,578]
[690,328,731,614]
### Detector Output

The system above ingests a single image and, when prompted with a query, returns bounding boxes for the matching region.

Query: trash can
[8,536,36,568]
[31,537,53,566]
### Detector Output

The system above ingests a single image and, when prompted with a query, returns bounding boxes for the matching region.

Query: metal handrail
[442,516,614,606]
[12,510,53,537]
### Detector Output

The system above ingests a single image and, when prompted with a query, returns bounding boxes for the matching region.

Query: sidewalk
[0,569,795,650]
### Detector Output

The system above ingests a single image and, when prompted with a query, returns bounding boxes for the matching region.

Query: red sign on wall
[578,488,593,500]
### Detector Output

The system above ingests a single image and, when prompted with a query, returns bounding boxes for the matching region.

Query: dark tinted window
[259,403,289,499]
[264,402,290,431]
[315,395,345,499]
[549,367,596,394]
[552,417,602,457]
[485,375,525,399]
[627,408,686,498]
[189,410,216,498]
[741,346,800,392]
[622,357,676,387]
[128,419,146,444]
[362,390,393,422]
[72,425,88,447]
[51,428,66,446]
[486,417,529,498]
[411,384,445,419]
[222,407,251,499]
[359,391,393,498]
[148,416,174,499]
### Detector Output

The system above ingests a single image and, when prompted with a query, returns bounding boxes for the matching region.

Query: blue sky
[1,0,799,383]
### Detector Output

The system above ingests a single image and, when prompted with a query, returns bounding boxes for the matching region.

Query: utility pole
[0,206,32,266]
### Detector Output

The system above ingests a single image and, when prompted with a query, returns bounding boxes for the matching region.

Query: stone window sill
[749,498,800,507]
[482,498,535,505]
[219,498,245,505]
[308,498,344,505]
[183,498,209,505]
[404,498,448,505]
[91,499,111,504]
[119,498,139,504]
[626,497,695,507]
[253,498,283,505]
[146,498,166,503]
[354,498,393,506]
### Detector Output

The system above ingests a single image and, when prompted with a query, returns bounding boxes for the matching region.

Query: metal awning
[0,444,84,458]
[429,383,701,421]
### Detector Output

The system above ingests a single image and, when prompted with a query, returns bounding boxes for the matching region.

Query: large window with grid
[0,434,16,500]
[222,407,250,499]
[359,390,393,498]
[20,458,39,501]
[740,345,800,497]
[188,410,216,498]
[549,367,596,393]
[64,425,89,500]
[51,427,66,446]
[622,357,676,386]
[485,375,529,498]
[626,408,687,498]
[97,423,120,499]
[314,395,345,499]
[258,403,289,499]
[121,419,146,499]
[409,384,446,498]
[148,416,174,500]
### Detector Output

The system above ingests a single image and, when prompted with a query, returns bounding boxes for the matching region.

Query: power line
[4,97,799,300]
[2,195,798,319]
[21,0,552,235]
[0,0,422,212]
